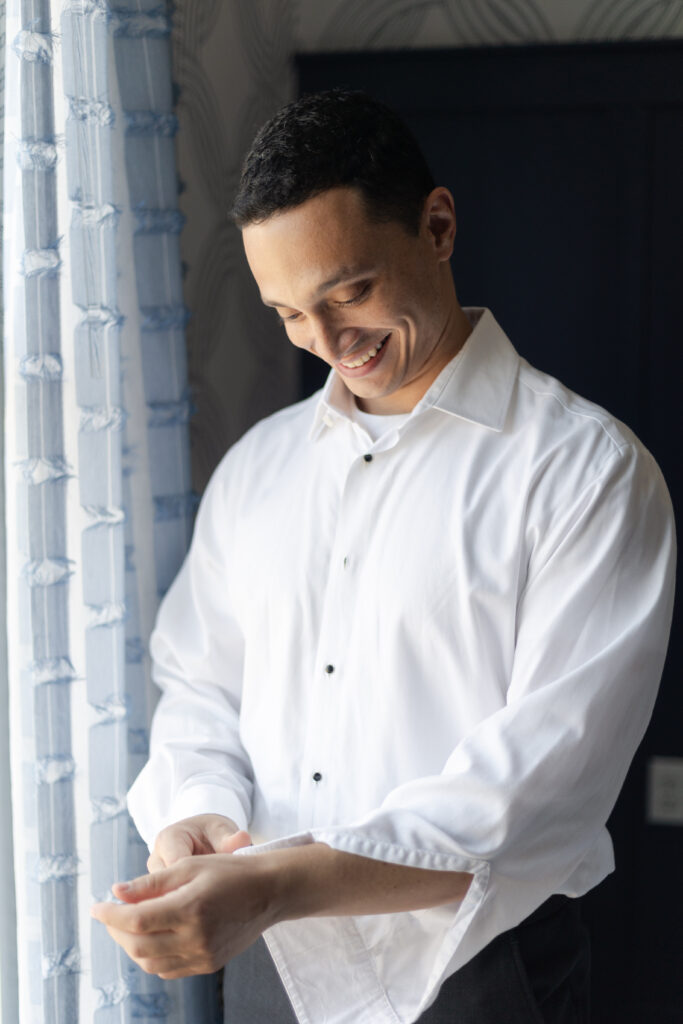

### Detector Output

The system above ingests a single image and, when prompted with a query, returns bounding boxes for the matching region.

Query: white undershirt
[351,404,409,441]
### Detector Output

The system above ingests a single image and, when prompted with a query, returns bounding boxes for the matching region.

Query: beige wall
[171,0,683,491]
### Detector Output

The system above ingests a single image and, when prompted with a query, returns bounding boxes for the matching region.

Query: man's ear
[423,187,457,262]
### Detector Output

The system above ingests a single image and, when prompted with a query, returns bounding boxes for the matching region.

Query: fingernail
[113,881,130,893]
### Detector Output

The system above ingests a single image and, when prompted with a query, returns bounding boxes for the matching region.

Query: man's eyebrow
[262,265,375,308]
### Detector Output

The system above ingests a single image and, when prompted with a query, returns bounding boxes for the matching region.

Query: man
[93,91,676,1023]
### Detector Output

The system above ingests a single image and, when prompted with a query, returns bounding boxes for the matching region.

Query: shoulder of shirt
[201,389,321,495]
[516,356,642,459]
[509,356,674,526]
[239,389,320,444]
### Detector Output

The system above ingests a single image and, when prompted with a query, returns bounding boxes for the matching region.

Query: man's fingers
[147,851,165,873]
[217,829,252,854]
[109,863,184,905]
[91,888,182,935]
[100,922,190,976]
[149,816,242,867]
[103,921,179,958]
[205,817,246,853]
[152,828,194,868]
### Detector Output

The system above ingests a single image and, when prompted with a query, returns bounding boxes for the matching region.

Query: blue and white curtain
[2,2,217,1020]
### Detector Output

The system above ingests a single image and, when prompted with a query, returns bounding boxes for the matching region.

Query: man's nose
[308,318,361,358]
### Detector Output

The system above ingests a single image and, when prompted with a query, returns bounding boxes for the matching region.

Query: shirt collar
[309,308,519,441]
[309,365,357,440]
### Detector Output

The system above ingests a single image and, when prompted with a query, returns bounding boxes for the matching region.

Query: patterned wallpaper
[171,0,683,491]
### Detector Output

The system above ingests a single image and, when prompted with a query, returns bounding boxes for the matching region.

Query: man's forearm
[93,838,473,979]
[258,842,473,925]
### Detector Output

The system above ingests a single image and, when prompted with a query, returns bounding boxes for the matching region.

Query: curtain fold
[0,5,19,1020]
[2,2,217,1020]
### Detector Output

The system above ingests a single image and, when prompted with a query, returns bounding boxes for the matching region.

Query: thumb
[204,816,248,853]
[111,865,183,904]
[217,829,252,853]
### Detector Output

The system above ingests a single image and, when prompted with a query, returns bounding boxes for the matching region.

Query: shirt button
[363,453,373,462]
[312,772,322,782]
[324,664,335,674]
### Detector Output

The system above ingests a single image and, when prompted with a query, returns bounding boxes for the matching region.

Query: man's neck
[354,301,472,415]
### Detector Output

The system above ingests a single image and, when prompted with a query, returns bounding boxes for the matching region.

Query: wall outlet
[646,757,683,825]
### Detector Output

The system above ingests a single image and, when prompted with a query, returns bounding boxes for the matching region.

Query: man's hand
[91,848,273,980]
[147,813,251,871]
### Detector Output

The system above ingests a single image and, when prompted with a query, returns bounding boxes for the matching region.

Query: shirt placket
[297,426,402,828]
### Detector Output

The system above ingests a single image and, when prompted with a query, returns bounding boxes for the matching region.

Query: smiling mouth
[339,335,389,369]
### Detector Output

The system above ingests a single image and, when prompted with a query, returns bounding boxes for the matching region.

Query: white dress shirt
[128,308,676,1024]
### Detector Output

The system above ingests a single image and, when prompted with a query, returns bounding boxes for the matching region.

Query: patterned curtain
[2,2,218,1020]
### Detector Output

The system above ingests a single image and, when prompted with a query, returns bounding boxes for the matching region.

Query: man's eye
[277,311,301,324]
[336,283,370,307]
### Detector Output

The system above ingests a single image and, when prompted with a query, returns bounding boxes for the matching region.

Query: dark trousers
[223,895,590,1023]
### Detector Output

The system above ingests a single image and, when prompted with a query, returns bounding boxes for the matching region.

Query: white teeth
[341,337,386,369]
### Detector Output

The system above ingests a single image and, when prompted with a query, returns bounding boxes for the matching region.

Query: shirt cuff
[235,827,487,878]
[311,828,487,874]
[236,829,491,1024]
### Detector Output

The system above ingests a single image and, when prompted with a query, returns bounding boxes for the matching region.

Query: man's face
[242,186,461,414]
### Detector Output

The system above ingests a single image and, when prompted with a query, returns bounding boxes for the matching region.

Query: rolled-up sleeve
[319,444,675,871]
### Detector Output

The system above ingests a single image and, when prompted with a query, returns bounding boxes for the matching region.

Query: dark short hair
[232,89,435,235]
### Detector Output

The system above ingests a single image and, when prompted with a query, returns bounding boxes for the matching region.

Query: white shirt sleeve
[127,457,254,847]
[313,443,675,881]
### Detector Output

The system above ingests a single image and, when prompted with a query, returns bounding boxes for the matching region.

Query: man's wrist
[253,843,327,927]
[255,842,473,926]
